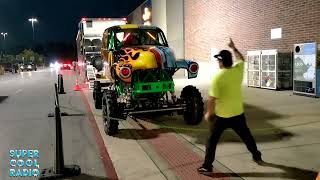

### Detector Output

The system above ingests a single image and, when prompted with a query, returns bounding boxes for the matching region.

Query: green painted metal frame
[132,69,175,97]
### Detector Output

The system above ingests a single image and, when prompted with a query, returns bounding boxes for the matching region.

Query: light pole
[1,32,8,61]
[28,18,38,41]
[1,32,8,40]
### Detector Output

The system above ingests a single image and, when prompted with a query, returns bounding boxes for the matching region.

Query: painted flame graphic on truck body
[114,46,176,83]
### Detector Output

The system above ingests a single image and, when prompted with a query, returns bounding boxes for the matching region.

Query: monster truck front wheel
[102,90,122,136]
[180,85,204,125]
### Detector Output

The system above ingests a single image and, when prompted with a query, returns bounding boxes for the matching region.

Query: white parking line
[15,89,23,94]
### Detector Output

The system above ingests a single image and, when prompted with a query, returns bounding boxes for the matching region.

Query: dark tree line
[33,41,76,60]
[6,41,76,63]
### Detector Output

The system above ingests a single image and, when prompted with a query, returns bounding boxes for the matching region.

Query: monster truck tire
[180,85,204,125]
[92,56,103,72]
[102,90,122,136]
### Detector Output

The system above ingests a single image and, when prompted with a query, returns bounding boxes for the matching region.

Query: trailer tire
[102,90,122,136]
[93,81,97,100]
[94,81,102,109]
[95,93,102,109]
[180,85,204,125]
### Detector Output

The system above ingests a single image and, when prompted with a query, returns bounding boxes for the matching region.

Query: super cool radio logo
[9,150,40,177]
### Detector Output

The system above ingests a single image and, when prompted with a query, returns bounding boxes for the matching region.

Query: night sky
[0,0,144,51]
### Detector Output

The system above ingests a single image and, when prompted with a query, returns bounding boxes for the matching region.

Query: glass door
[247,51,261,87]
[261,50,277,89]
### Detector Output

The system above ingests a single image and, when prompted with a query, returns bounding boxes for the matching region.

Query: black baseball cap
[214,50,232,61]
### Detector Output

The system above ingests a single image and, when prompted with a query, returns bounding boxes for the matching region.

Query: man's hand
[204,112,212,122]
[228,38,245,61]
[228,38,235,49]
[206,97,215,122]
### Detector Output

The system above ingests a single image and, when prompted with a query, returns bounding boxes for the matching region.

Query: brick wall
[184,0,320,61]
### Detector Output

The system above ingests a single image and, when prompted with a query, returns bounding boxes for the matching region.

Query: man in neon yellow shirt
[198,38,262,175]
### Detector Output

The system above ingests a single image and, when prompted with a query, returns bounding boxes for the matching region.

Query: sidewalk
[79,79,235,179]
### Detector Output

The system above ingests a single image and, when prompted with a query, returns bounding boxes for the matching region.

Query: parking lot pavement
[171,77,320,180]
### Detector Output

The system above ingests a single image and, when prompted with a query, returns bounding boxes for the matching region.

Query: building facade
[129,0,320,83]
[184,0,320,61]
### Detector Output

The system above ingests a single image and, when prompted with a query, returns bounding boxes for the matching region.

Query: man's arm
[207,96,215,115]
[228,38,245,61]
[205,96,216,121]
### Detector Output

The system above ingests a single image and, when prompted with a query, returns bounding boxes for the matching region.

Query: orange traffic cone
[83,78,88,84]
[83,78,90,89]
[74,78,81,91]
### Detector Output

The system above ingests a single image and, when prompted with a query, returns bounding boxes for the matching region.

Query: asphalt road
[0,69,107,180]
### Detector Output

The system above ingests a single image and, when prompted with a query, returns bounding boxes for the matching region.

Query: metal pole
[54,83,64,174]
[1,34,6,61]
[0,36,3,62]
[32,21,35,41]
[54,83,60,107]
[3,36,4,61]
[3,35,6,54]
[54,106,65,174]
[58,74,66,94]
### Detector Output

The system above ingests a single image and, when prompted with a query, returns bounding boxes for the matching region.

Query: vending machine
[247,50,292,90]
[293,42,320,97]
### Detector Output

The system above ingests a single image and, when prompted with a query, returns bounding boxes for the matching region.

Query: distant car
[4,65,12,72]
[2,63,12,72]
[11,64,19,73]
[20,63,37,71]
[60,63,72,70]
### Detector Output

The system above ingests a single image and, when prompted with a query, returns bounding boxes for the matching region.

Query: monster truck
[94,24,204,135]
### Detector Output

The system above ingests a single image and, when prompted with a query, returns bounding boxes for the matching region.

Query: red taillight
[120,67,131,78]
[189,63,199,73]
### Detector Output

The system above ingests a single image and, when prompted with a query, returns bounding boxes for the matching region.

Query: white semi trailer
[76,18,127,89]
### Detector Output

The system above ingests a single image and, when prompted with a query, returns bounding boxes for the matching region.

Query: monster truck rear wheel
[180,85,204,125]
[102,90,122,136]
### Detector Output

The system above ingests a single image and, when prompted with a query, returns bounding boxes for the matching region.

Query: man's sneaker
[253,156,264,165]
[197,166,213,175]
